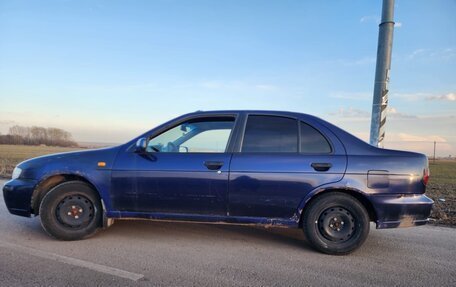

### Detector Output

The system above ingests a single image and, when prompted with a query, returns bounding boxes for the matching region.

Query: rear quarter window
[300,122,332,154]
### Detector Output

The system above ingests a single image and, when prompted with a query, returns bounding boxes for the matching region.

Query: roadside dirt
[426,160,456,227]
[427,182,456,226]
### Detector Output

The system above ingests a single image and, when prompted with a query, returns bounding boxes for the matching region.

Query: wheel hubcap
[56,195,94,228]
[318,207,355,242]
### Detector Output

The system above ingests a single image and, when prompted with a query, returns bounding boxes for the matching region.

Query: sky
[0,0,455,156]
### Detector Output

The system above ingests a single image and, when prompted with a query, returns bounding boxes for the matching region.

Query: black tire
[39,181,102,241]
[302,192,370,255]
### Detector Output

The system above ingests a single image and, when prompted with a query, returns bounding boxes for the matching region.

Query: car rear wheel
[302,192,370,255]
[39,181,102,240]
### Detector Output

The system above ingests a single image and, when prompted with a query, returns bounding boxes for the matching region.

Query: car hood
[17,145,122,179]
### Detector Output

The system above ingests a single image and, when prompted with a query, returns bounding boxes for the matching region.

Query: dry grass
[0,144,84,177]
[427,160,456,226]
[429,160,456,185]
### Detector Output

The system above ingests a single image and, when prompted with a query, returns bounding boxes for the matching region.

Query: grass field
[0,144,84,178]
[428,160,456,226]
[0,144,455,225]
[429,160,456,184]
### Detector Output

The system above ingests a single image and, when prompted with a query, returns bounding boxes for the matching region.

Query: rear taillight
[423,167,430,186]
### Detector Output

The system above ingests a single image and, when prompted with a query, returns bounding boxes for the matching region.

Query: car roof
[186,110,308,118]
[186,110,333,125]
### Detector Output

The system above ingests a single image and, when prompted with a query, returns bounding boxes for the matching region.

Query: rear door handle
[311,162,332,172]
[204,161,224,170]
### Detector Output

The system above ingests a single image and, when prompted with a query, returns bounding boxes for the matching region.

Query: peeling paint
[109,215,295,229]
[398,215,417,228]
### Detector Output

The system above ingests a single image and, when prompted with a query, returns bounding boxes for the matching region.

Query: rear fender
[295,183,377,225]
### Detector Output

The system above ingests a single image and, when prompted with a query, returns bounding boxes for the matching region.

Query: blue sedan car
[2,110,433,254]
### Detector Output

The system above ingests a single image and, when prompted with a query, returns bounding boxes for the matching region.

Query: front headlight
[11,167,22,180]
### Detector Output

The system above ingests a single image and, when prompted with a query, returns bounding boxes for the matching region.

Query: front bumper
[370,194,434,229]
[2,178,38,217]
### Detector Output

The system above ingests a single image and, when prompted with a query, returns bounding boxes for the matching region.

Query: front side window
[147,117,235,153]
[242,115,298,152]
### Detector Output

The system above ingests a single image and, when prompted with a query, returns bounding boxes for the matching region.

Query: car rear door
[228,114,347,219]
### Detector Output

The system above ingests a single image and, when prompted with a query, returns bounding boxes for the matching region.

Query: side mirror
[135,137,147,153]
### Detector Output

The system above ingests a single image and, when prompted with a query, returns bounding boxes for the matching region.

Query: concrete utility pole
[433,141,436,163]
[369,0,395,147]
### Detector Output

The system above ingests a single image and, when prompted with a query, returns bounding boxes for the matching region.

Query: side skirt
[106,211,299,228]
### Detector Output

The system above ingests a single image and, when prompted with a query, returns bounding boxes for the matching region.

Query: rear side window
[242,116,298,152]
[300,122,332,153]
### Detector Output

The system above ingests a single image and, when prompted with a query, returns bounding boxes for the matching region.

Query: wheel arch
[298,188,377,227]
[31,173,103,216]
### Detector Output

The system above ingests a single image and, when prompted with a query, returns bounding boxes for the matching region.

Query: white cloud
[406,47,456,61]
[383,133,453,157]
[317,106,456,156]
[393,92,455,103]
[426,92,456,102]
[387,107,416,119]
[394,22,402,28]
[429,48,456,60]
[392,92,430,101]
[329,107,370,118]
[407,48,427,60]
[329,106,416,119]
[396,133,447,142]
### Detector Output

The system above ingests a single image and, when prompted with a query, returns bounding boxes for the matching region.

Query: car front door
[112,115,237,215]
[228,114,347,219]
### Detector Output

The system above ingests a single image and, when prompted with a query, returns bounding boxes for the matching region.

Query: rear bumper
[370,194,434,229]
[2,178,38,217]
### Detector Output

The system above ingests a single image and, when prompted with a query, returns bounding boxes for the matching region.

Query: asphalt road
[1,179,455,287]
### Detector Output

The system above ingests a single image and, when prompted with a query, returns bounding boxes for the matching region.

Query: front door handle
[311,162,332,172]
[204,161,224,170]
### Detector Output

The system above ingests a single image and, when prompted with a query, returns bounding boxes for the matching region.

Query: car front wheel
[39,181,102,240]
[302,192,370,255]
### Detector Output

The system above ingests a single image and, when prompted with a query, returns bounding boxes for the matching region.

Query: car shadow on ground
[1,209,310,251]
[100,220,393,256]
[101,219,313,250]
[4,212,390,256]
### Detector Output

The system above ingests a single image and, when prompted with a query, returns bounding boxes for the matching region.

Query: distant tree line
[0,125,78,147]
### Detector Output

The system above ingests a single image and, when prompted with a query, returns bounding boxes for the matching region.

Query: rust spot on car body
[398,215,417,228]
[31,175,66,214]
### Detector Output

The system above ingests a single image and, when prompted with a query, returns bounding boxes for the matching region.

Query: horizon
[0,0,455,156]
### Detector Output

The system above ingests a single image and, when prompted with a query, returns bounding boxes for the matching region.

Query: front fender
[35,169,114,212]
